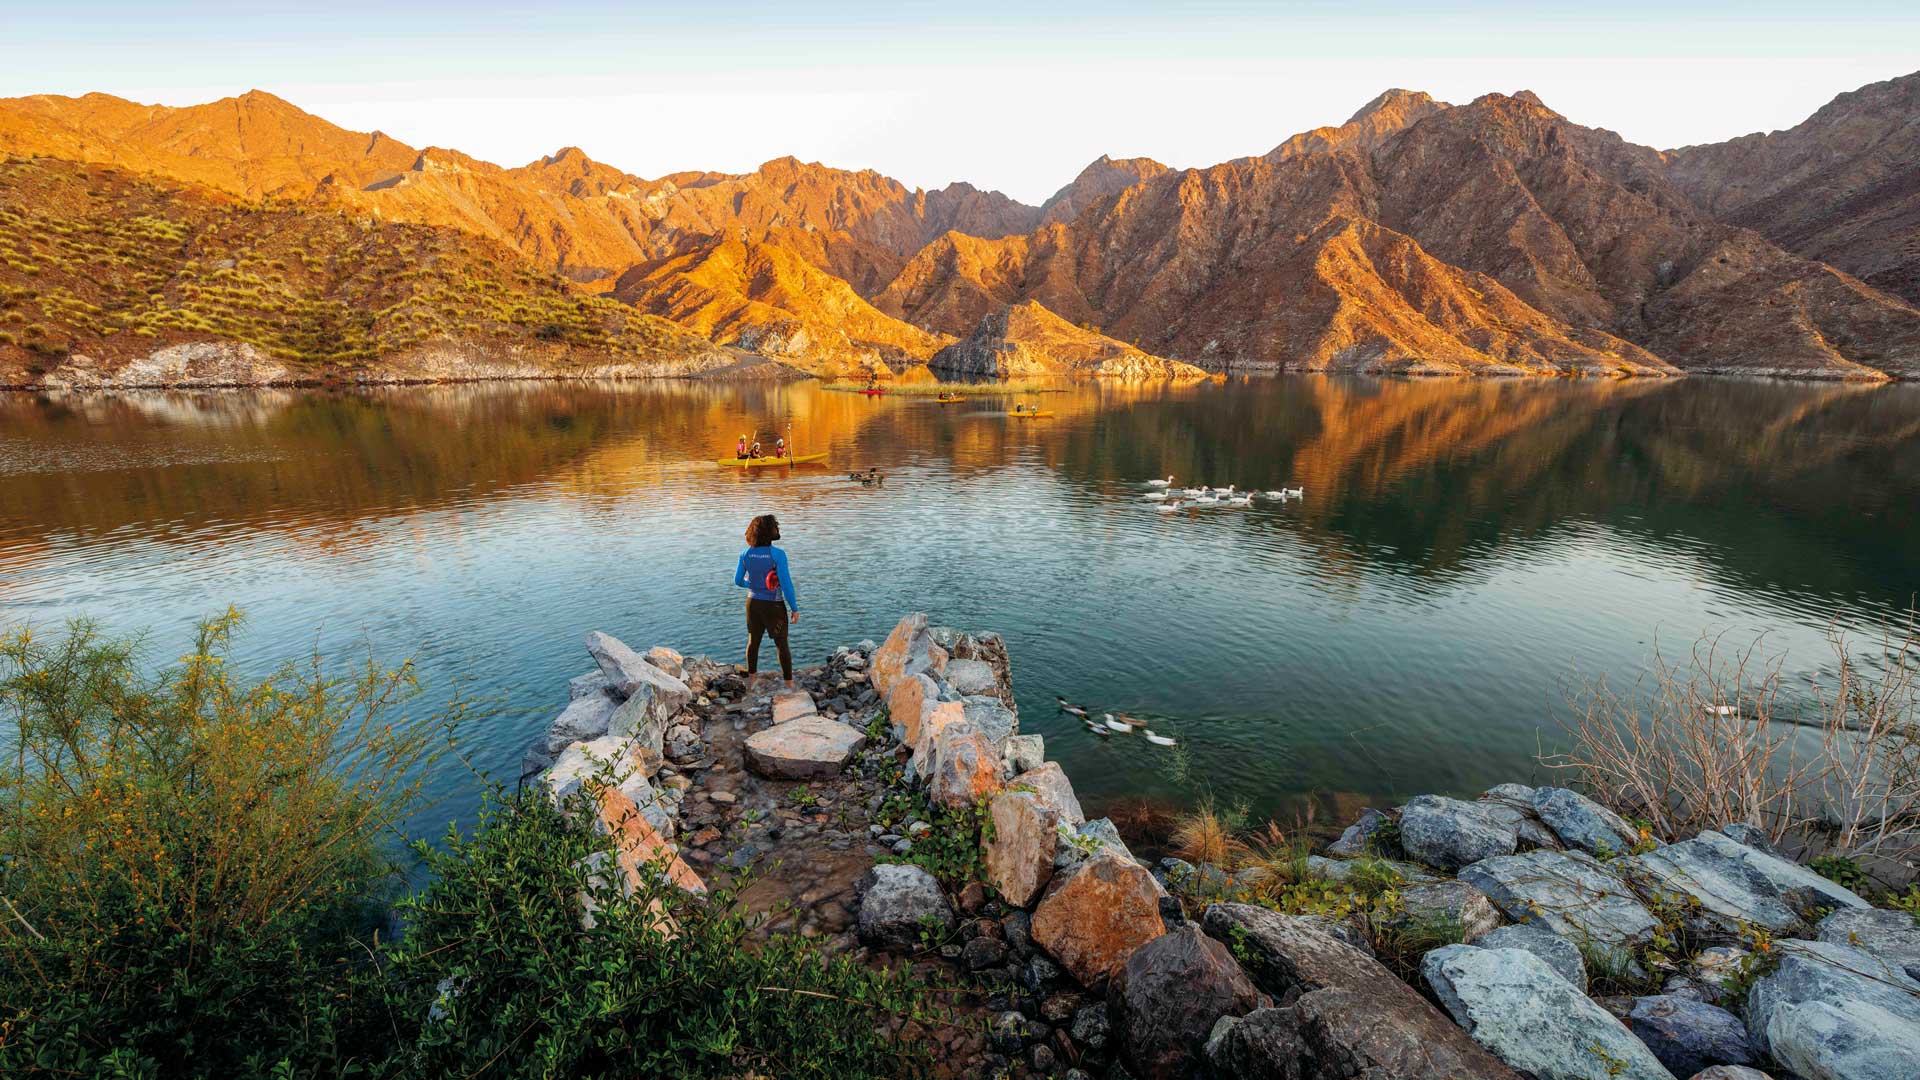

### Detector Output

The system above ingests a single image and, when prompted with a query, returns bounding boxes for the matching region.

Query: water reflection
[2,376,1917,832]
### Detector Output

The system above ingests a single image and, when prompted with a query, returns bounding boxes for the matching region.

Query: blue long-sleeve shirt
[735,545,798,610]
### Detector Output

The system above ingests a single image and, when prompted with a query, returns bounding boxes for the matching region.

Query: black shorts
[746,598,788,639]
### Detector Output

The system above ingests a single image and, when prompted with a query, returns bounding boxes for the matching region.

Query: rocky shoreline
[525,614,1920,1080]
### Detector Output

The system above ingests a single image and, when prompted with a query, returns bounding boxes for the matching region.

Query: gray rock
[1306,853,1441,886]
[1055,817,1132,872]
[1387,879,1504,942]
[1399,794,1519,871]
[541,735,635,804]
[1459,848,1658,964]
[1326,807,1390,857]
[519,742,554,779]
[855,864,954,952]
[1482,782,1539,803]
[585,630,693,706]
[1715,823,1778,855]
[1002,733,1045,775]
[1070,1002,1111,1051]
[960,696,1018,746]
[1476,923,1587,991]
[1532,786,1646,857]
[1622,830,1869,936]
[544,691,619,754]
[743,716,866,780]
[1746,938,1920,1080]
[1626,995,1755,1077]
[1686,1069,1774,1080]
[945,658,1002,696]
[1111,925,1261,1080]
[1200,904,1522,1079]
[1423,944,1678,1080]
[1816,906,1920,980]
[568,670,612,700]
[1010,761,1085,825]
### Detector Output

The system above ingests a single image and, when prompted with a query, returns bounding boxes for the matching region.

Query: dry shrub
[1550,615,1920,874]
[1169,796,1249,867]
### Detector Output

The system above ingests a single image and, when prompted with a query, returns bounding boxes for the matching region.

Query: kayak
[1008,410,1056,418]
[715,452,828,468]
[936,396,964,404]
[858,388,887,396]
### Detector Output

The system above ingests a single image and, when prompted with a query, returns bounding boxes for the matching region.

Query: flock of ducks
[1140,475,1303,514]
[1056,696,1178,746]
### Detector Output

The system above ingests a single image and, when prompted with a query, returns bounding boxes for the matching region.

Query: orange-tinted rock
[986,790,1064,907]
[870,612,935,698]
[1032,848,1168,992]
[1010,761,1086,825]
[887,672,939,746]
[911,699,967,774]
[926,722,1004,809]
[771,688,818,724]
[595,784,706,895]
[930,301,1208,379]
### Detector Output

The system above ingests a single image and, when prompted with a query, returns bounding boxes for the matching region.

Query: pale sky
[4,1,1916,204]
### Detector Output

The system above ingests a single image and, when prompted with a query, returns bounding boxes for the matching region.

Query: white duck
[1193,492,1219,505]
[1142,731,1178,747]
[1285,486,1304,498]
[1226,493,1253,507]
[1103,714,1132,733]
[1145,475,1174,488]
[1154,500,1183,514]
[1142,491,1168,501]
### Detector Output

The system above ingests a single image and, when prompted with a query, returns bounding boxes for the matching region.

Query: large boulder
[1111,925,1259,1080]
[960,696,1018,746]
[1625,995,1755,1078]
[1474,923,1587,991]
[870,613,943,698]
[910,699,968,777]
[1816,906,1920,980]
[986,790,1063,907]
[1458,849,1658,963]
[770,689,817,724]
[1622,830,1869,936]
[1326,807,1390,857]
[1400,795,1519,871]
[1003,733,1045,775]
[1055,817,1131,873]
[926,721,1003,808]
[929,626,1016,710]
[1031,848,1167,992]
[1423,944,1678,1080]
[855,864,954,952]
[1200,903,1521,1079]
[543,691,620,754]
[1010,761,1085,825]
[1532,786,1646,857]
[586,630,692,706]
[568,670,611,700]
[1745,938,1920,1080]
[543,736,675,837]
[743,716,866,780]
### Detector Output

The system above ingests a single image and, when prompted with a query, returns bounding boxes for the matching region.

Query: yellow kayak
[715,452,828,468]
[936,395,965,404]
[1008,410,1055,419]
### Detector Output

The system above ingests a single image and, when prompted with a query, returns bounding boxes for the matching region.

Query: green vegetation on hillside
[0,156,715,368]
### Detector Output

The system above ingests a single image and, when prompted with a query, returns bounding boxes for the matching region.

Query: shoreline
[537,613,1920,1080]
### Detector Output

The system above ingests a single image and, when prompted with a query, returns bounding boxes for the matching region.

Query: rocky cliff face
[1665,70,1920,305]
[1038,155,1170,225]
[929,301,1208,378]
[1261,87,1451,162]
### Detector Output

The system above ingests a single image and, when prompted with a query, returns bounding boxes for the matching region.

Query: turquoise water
[2,376,1916,834]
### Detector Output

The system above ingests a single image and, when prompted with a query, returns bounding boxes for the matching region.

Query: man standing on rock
[735,514,800,688]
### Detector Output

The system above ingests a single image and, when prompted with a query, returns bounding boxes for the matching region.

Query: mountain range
[3,72,1919,386]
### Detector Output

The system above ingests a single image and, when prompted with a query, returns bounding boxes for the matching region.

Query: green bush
[0,611,438,1077]
[387,789,937,1079]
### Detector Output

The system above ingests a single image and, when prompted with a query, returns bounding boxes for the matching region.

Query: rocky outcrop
[1038,154,1170,226]
[1815,907,1920,980]
[1423,944,1678,1080]
[1624,995,1756,1078]
[1458,849,1659,961]
[928,301,1208,379]
[1474,923,1587,991]
[1400,795,1521,871]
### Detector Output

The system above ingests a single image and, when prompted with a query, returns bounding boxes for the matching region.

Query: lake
[3,376,1917,837]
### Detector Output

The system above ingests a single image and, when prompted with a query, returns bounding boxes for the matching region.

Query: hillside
[929,300,1209,378]
[611,237,948,378]
[1665,70,1920,304]
[0,157,729,387]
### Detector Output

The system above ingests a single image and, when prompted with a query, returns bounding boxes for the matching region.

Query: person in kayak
[750,438,763,459]
[735,434,749,460]
[774,435,787,458]
[735,514,800,686]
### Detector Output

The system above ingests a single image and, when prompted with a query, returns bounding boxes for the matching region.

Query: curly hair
[745,514,781,547]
